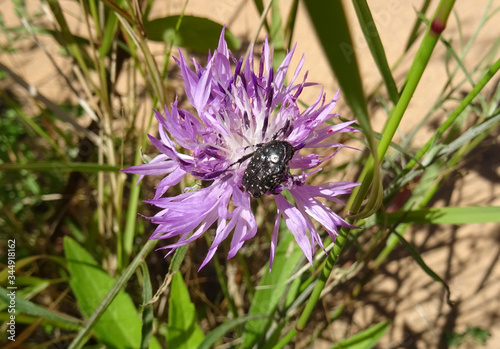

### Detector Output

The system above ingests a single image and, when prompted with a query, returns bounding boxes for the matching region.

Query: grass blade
[383,206,500,225]
[352,0,399,104]
[331,321,390,349]
[0,161,119,173]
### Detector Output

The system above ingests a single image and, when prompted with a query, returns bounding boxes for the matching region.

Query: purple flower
[123,29,359,270]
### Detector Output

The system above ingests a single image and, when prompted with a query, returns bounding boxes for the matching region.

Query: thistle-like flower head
[123,29,359,270]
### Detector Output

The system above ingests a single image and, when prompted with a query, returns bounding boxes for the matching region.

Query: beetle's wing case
[241,140,295,197]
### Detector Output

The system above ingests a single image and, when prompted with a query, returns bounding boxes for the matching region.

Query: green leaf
[0,256,44,283]
[64,237,142,348]
[197,314,265,349]
[140,263,155,349]
[144,15,240,53]
[304,0,382,218]
[0,286,82,331]
[167,272,204,348]
[252,0,269,32]
[390,230,453,306]
[382,206,500,225]
[303,0,369,135]
[99,11,120,59]
[436,112,500,158]
[351,0,399,104]
[169,244,188,273]
[270,0,286,68]
[242,229,303,348]
[331,321,390,349]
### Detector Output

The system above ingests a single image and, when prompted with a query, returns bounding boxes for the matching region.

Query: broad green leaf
[0,286,81,330]
[331,321,390,349]
[242,228,303,348]
[167,272,204,348]
[144,16,241,52]
[382,206,500,225]
[64,237,142,348]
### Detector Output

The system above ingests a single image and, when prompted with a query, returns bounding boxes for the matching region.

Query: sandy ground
[2,0,500,348]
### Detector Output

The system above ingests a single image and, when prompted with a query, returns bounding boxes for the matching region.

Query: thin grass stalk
[161,0,189,77]
[123,92,158,266]
[115,14,166,107]
[374,111,499,268]
[404,57,500,171]
[440,0,494,96]
[122,149,143,265]
[4,94,67,158]
[45,0,95,93]
[351,0,399,105]
[0,62,105,153]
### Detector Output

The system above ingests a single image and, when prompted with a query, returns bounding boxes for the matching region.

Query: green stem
[122,147,143,265]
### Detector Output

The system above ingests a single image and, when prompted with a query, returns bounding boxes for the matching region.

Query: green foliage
[445,326,491,347]
[0,286,81,330]
[64,237,157,348]
[331,321,390,349]
[144,15,241,53]
[166,273,204,348]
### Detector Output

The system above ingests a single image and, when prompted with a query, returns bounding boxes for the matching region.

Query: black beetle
[240,140,296,197]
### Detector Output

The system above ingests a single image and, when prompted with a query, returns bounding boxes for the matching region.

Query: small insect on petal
[241,140,295,197]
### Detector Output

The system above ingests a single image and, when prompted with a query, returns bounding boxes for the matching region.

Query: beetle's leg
[225,151,254,169]
[272,119,292,141]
